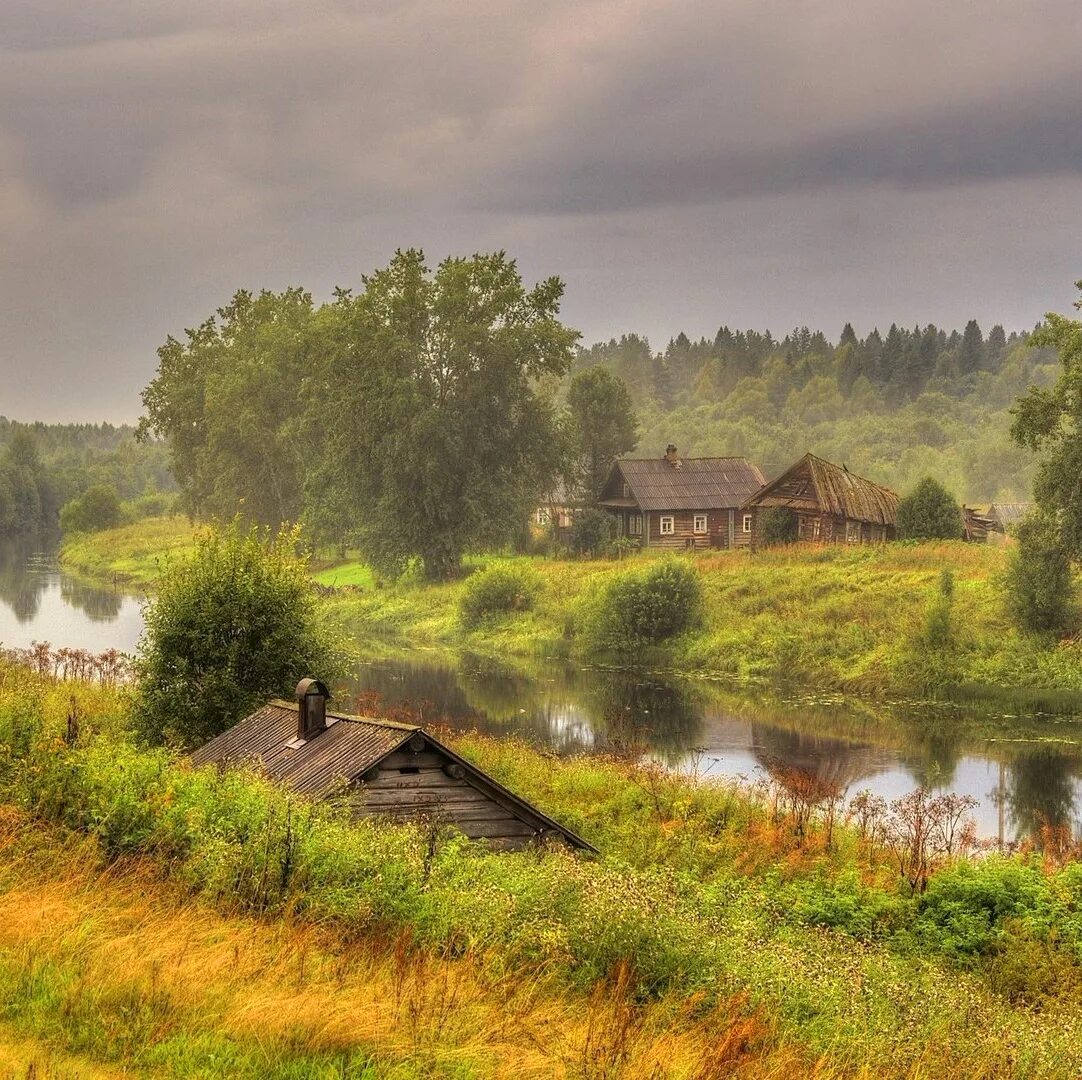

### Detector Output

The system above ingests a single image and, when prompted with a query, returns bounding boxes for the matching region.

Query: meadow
[3,660,1082,1076]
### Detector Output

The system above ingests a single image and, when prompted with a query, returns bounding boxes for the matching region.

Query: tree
[566,366,639,500]
[896,477,963,540]
[958,319,985,375]
[1010,282,1082,557]
[136,521,349,747]
[59,483,122,533]
[316,250,578,579]
[569,507,616,557]
[1004,511,1073,635]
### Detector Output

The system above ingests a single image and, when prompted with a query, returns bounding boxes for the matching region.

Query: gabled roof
[988,502,1031,529]
[744,453,898,526]
[190,700,595,852]
[601,456,765,511]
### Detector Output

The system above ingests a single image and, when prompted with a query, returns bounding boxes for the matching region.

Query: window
[797,516,806,539]
[622,482,631,498]
[812,518,821,540]
[694,514,707,534]
[660,515,675,536]
[742,513,752,533]
[629,513,642,536]
[535,508,550,526]
[846,520,861,543]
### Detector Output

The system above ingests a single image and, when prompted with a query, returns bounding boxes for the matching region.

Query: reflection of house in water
[749,723,890,792]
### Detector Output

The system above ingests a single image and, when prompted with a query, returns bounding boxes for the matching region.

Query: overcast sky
[2,1,1081,422]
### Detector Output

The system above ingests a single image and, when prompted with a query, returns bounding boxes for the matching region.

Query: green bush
[135,520,350,748]
[1005,511,1074,635]
[759,507,796,547]
[568,508,615,557]
[59,483,122,534]
[896,477,963,540]
[459,563,543,628]
[581,559,702,650]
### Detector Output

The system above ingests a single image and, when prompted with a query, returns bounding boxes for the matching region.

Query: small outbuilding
[987,502,1031,534]
[597,445,765,550]
[190,679,595,853]
[742,453,898,550]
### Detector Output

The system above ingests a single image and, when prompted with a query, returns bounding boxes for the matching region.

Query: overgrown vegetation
[459,563,543,629]
[896,476,963,540]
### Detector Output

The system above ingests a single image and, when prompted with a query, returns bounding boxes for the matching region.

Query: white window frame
[536,508,550,526]
[659,515,675,536]
[622,482,631,498]
[629,513,642,536]
[846,520,861,543]
[812,518,821,540]
[742,513,752,534]
[693,514,707,535]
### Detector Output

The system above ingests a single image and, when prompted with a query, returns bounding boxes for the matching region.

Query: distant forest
[576,320,1051,502]
[0,420,174,534]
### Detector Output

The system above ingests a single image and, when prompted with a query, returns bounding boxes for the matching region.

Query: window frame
[846,520,861,543]
[628,513,642,536]
[742,513,752,534]
[659,514,675,536]
[693,513,707,535]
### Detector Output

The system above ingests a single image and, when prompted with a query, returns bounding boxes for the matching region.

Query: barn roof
[744,453,899,526]
[190,700,595,852]
[602,456,765,511]
[988,502,1031,529]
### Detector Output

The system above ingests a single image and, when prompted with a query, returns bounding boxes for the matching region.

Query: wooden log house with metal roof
[741,453,899,551]
[190,679,595,853]
[597,445,766,550]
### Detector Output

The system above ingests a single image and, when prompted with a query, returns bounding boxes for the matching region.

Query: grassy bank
[60,519,1082,697]
[5,663,1082,1076]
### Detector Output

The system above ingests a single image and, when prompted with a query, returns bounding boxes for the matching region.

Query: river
[2,534,1081,844]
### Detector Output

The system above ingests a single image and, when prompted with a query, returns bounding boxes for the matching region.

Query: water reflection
[350,655,1082,844]
[0,534,143,653]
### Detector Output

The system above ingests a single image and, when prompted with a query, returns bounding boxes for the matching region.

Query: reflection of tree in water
[59,578,123,621]
[899,724,963,790]
[751,723,886,792]
[0,534,49,622]
[1007,747,1080,840]
[344,657,704,758]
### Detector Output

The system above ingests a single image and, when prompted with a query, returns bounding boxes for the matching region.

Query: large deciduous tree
[316,250,578,579]
[566,366,639,500]
[1011,282,1082,557]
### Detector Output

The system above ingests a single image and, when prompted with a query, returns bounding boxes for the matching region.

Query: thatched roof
[601,456,765,511]
[744,453,898,526]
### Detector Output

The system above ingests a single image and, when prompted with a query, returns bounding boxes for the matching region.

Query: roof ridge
[267,699,421,732]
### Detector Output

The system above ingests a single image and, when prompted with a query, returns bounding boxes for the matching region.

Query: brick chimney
[665,444,679,467]
[295,678,330,741]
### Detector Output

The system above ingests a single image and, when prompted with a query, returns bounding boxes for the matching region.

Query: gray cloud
[0,0,1080,420]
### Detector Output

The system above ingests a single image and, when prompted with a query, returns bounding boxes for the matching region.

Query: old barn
[598,445,765,550]
[742,453,898,550]
[191,680,595,853]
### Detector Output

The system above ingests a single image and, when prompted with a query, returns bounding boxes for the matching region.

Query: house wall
[619,509,753,550]
[748,507,895,552]
[351,748,548,851]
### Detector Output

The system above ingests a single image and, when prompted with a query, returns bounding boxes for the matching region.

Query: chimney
[665,444,679,467]
[295,678,330,741]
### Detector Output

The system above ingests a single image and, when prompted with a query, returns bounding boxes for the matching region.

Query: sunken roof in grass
[601,455,766,512]
[190,686,596,853]
[744,453,899,526]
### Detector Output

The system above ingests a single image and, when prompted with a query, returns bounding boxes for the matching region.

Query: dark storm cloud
[0,0,1080,420]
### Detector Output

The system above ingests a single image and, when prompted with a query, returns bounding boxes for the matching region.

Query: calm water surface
[3,534,1080,843]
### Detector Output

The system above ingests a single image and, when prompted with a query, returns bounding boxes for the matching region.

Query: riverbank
[5,665,1082,1077]
[59,518,1082,698]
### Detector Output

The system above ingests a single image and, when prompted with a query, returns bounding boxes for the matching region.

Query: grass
[5,662,1082,1075]
[312,560,377,589]
[59,514,198,589]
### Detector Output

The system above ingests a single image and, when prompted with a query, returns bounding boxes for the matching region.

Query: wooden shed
[190,680,595,853]
[987,502,1031,533]
[742,453,898,550]
[597,445,765,550]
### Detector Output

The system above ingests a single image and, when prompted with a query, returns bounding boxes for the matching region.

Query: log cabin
[190,679,596,853]
[597,445,766,550]
[741,453,898,551]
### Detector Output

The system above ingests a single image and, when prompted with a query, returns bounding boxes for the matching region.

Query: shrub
[1004,511,1073,635]
[581,559,702,651]
[59,483,122,534]
[459,563,543,628]
[569,508,615,557]
[759,507,796,547]
[135,520,349,748]
[896,477,963,540]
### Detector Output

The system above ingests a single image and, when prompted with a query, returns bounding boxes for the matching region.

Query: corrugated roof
[189,702,414,795]
[745,453,898,526]
[604,456,766,511]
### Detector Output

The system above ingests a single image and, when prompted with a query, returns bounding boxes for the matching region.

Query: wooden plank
[380,751,450,770]
[457,819,537,839]
[354,789,489,807]
[364,771,469,789]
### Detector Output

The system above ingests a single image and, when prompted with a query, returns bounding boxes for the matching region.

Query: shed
[987,502,1032,533]
[598,445,765,549]
[742,453,898,550]
[190,681,595,853]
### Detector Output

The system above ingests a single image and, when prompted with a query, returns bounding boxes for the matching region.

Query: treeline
[577,320,1054,502]
[0,419,175,535]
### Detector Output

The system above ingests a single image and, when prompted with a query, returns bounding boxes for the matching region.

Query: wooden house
[961,506,997,543]
[987,502,1031,534]
[190,679,595,853]
[597,445,765,550]
[741,453,898,550]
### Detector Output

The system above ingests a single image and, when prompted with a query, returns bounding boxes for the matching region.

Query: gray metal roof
[603,456,765,511]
